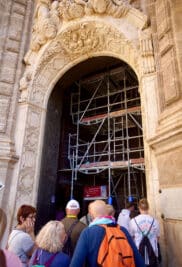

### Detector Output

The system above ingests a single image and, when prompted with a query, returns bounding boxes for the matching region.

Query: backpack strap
[32,249,40,265]
[45,252,58,267]
[67,220,79,237]
[134,218,154,236]
[86,214,89,225]
[32,249,58,267]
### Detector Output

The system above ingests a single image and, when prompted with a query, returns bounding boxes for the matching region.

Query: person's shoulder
[153,216,160,227]
[57,251,70,261]
[61,217,67,223]
[10,229,29,239]
[52,252,70,267]
[130,215,137,223]
[82,224,103,232]
[88,224,107,233]
[77,220,87,229]
[9,229,20,235]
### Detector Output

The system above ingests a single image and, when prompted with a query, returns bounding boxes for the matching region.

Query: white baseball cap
[66,199,80,210]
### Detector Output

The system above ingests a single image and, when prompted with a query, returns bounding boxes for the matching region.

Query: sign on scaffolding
[83,185,108,200]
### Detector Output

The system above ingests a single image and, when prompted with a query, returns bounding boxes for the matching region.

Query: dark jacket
[61,217,86,254]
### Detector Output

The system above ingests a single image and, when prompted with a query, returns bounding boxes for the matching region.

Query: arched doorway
[36,56,146,230]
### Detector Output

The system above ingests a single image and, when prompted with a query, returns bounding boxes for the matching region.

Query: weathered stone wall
[148,1,182,266]
[0,0,35,245]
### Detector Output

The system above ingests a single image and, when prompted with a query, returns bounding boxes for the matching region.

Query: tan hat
[66,199,80,210]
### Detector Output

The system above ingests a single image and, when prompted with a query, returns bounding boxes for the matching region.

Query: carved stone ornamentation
[31,0,59,51]
[24,0,134,61]
[0,96,10,133]
[60,22,132,59]
[24,0,60,65]
[140,29,155,74]
[58,0,131,20]
[16,107,42,205]
[35,40,65,73]
[19,71,32,103]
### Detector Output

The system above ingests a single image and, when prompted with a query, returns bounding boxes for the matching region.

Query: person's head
[17,204,36,225]
[36,221,66,253]
[138,198,149,213]
[65,199,80,216]
[126,202,135,211]
[106,204,115,217]
[88,200,107,219]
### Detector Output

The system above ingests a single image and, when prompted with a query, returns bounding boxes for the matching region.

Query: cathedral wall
[148,1,182,266]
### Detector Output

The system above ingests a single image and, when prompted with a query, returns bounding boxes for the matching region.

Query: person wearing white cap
[61,199,86,257]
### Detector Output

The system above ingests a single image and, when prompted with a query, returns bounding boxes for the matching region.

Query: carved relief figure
[58,0,85,21]
[58,0,131,21]
[24,0,60,64]
[19,71,32,102]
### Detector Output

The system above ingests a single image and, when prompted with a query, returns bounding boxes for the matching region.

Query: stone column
[0,0,34,246]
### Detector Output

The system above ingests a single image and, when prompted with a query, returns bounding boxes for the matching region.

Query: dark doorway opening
[36,56,146,231]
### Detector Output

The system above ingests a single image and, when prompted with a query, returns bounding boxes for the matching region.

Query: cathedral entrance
[36,56,146,231]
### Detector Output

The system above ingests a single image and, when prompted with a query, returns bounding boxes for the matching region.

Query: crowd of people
[0,198,161,267]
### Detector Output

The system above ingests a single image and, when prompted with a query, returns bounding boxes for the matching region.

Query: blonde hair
[106,204,115,216]
[138,198,149,211]
[36,221,65,253]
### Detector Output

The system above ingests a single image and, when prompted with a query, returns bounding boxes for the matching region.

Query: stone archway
[13,2,159,228]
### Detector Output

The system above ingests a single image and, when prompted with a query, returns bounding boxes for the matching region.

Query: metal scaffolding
[68,66,145,205]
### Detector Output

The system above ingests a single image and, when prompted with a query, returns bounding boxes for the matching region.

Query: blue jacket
[70,223,145,267]
[29,248,70,267]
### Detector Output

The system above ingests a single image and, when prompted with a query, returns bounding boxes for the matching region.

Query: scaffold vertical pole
[75,82,81,181]
[107,74,111,200]
[124,71,131,200]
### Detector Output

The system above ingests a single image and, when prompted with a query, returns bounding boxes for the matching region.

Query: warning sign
[83,185,107,200]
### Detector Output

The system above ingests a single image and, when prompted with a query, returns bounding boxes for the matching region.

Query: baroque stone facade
[0,1,181,266]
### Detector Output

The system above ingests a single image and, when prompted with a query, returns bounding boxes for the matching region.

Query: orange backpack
[97,224,136,267]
